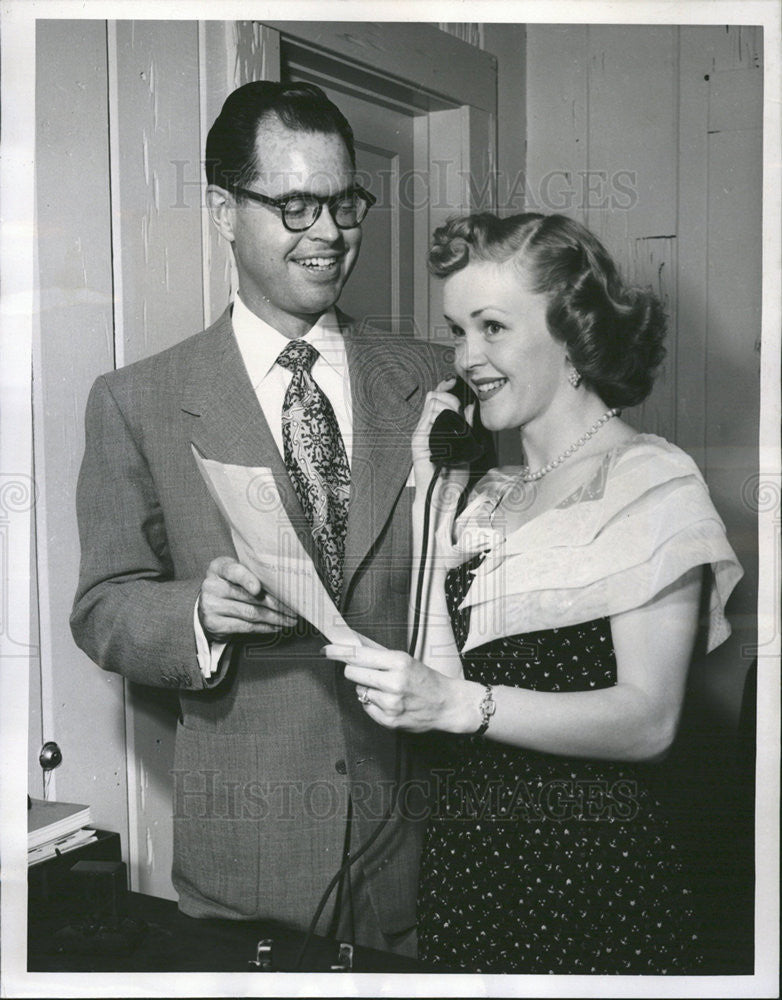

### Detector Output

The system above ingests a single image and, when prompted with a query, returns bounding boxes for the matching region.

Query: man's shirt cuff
[194,601,227,679]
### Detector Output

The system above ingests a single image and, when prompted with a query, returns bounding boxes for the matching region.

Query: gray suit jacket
[71,307,451,940]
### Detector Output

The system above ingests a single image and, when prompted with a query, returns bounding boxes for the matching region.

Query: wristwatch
[474,684,496,737]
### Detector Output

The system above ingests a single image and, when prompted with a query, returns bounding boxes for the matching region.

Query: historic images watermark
[171,768,640,824]
[171,160,639,215]
[0,475,38,648]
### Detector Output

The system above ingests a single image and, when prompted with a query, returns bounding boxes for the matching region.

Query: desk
[28,891,427,973]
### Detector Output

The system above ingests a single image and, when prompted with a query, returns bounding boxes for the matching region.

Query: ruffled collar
[440,435,742,655]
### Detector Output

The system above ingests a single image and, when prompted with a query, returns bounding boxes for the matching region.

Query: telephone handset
[428,376,485,467]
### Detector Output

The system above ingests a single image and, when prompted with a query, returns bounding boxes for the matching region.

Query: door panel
[282,77,417,334]
[345,143,395,328]
[276,22,497,343]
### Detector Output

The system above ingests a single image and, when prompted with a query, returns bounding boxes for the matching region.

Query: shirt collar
[232,293,345,379]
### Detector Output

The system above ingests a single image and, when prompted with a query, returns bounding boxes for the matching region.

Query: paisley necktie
[277,339,350,602]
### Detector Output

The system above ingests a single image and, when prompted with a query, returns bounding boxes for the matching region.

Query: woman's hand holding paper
[324,642,480,735]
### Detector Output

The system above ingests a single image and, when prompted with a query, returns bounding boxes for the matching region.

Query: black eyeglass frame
[227,183,376,232]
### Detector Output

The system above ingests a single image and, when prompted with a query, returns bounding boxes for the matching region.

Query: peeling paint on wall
[145,825,154,873]
[731,26,763,69]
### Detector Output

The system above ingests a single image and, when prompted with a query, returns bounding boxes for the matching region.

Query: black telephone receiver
[428,376,485,467]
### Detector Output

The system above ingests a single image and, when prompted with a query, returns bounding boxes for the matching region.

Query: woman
[324,213,742,973]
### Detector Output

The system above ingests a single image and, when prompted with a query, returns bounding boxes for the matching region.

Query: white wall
[524,24,762,723]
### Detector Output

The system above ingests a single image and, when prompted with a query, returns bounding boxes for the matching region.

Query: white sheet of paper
[192,446,364,648]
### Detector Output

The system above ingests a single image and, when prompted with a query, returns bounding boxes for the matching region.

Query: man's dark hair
[205,80,356,190]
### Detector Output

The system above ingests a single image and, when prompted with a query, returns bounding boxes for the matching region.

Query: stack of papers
[27,798,96,865]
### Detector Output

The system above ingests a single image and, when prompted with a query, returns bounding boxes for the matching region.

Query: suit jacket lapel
[181,308,321,570]
[181,308,426,611]
[341,313,423,604]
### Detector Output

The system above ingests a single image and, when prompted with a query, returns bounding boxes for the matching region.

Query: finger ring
[356,686,371,705]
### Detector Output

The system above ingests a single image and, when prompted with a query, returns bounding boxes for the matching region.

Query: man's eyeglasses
[229,184,376,232]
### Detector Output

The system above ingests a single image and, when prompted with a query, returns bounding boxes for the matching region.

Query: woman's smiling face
[443,260,571,433]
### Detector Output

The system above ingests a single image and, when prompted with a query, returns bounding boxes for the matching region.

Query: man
[70,81,452,957]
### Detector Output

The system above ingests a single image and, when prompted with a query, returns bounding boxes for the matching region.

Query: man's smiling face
[224,118,362,338]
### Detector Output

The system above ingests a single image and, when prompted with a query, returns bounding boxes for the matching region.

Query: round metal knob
[39,741,63,771]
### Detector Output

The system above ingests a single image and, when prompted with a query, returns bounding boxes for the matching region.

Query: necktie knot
[277,338,319,374]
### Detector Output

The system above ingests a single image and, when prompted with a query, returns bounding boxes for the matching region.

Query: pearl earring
[567,366,582,389]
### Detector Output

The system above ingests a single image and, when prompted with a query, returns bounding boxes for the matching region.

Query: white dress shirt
[195,294,353,678]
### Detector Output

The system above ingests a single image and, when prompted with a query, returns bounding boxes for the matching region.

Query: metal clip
[330,941,354,971]
[248,937,273,970]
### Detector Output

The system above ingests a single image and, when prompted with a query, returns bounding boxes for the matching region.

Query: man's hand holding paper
[198,555,298,641]
[192,447,366,648]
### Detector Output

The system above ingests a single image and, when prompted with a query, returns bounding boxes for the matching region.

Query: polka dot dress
[416,554,703,974]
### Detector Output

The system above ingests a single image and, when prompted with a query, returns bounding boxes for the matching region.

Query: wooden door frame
[270,21,498,342]
[202,20,497,340]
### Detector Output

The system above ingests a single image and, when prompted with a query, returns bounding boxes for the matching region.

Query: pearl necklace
[519,408,620,482]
